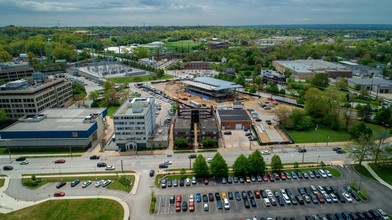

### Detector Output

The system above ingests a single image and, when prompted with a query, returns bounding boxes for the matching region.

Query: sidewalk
[362,162,392,190]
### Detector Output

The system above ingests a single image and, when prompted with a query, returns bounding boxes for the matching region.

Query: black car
[188,154,197,159]
[71,179,80,187]
[3,165,13,171]
[181,201,187,211]
[149,170,155,177]
[159,164,168,168]
[203,194,208,202]
[208,193,214,202]
[241,191,248,199]
[215,192,221,200]
[167,180,172,187]
[243,199,250,208]
[15,157,26,161]
[350,192,361,202]
[179,179,184,187]
[235,191,241,201]
[250,197,257,207]
[97,162,107,167]
[298,148,307,153]
[89,155,100,160]
[56,181,66,189]
[228,192,234,200]
[260,190,267,198]
[276,196,285,206]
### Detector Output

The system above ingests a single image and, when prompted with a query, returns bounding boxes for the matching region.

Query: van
[263,198,271,207]
[224,198,230,209]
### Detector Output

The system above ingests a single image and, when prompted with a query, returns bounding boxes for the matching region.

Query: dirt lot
[154,81,293,147]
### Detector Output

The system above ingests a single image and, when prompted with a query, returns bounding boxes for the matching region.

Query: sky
[0,0,391,27]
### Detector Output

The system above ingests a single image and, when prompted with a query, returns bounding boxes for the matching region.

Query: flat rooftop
[274,59,349,74]
[218,109,252,122]
[3,108,106,131]
[114,97,154,116]
[348,78,392,86]
[183,77,243,91]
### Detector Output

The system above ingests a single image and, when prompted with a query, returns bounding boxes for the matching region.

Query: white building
[113,97,156,150]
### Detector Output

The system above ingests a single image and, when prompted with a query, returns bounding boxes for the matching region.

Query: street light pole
[314,124,318,146]
[301,144,305,163]
[327,135,330,146]
[317,155,320,167]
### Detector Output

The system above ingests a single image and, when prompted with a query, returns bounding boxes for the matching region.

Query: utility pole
[121,160,124,173]
[301,144,305,163]
[314,124,318,146]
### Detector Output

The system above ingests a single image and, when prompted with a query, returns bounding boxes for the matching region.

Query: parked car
[71,179,80,187]
[223,131,232,135]
[149,170,155,177]
[102,180,112,187]
[203,203,209,211]
[56,181,66,189]
[97,162,107,167]
[89,155,100,160]
[3,165,13,170]
[105,166,115,170]
[54,159,66,163]
[203,194,208,203]
[196,193,201,203]
[54,192,65,197]
[15,157,26,161]
[235,191,241,201]
[95,180,103,188]
[159,164,168,168]
[261,150,271,155]
[175,202,181,212]
[82,181,92,188]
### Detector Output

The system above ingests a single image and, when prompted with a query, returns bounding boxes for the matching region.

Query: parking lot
[154,167,392,220]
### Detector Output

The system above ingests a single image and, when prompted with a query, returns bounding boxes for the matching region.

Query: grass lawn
[0,178,4,187]
[0,199,123,220]
[22,175,135,191]
[104,105,120,117]
[367,124,391,139]
[352,164,377,181]
[108,74,174,84]
[288,126,350,143]
[165,41,201,49]
[107,175,135,192]
[368,163,392,185]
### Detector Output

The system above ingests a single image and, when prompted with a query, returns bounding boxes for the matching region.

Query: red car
[280,172,287,180]
[204,178,209,185]
[315,192,325,203]
[176,195,182,202]
[254,190,261,198]
[175,201,181,212]
[97,162,107,167]
[189,201,195,212]
[54,159,65,163]
[54,192,65,197]
[268,173,275,182]
[262,174,269,182]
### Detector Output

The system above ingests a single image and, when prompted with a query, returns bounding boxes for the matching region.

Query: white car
[207,158,212,163]
[203,203,209,211]
[20,161,29,165]
[95,180,103,188]
[325,170,333,177]
[224,198,230,210]
[105,166,115,170]
[102,180,112,187]
[163,161,172,165]
[342,192,353,203]
[189,194,194,202]
[261,150,271,155]
[82,180,92,188]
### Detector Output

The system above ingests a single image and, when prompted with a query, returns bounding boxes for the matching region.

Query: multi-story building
[113,97,156,150]
[0,62,34,83]
[173,108,219,148]
[0,77,73,120]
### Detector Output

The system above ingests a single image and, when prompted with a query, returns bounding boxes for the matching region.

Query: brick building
[216,109,252,130]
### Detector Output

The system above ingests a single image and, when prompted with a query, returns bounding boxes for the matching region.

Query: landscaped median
[22,172,135,192]
[0,198,124,220]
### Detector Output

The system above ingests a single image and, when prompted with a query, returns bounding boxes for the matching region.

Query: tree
[290,109,313,131]
[199,135,218,147]
[89,90,99,101]
[232,154,250,176]
[192,154,209,178]
[335,78,348,90]
[247,150,266,174]
[304,87,326,118]
[72,82,86,95]
[356,104,372,122]
[373,107,392,126]
[293,162,299,169]
[348,134,375,166]
[349,122,373,142]
[173,137,189,149]
[209,153,228,177]
[270,155,283,171]
[311,73,329,88]
[274,106,293,128]
[180,168,186,180]
[0,109,7,122]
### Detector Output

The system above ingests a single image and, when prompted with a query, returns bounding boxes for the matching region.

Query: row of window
[116,127,146,130]
[114,121,145,125]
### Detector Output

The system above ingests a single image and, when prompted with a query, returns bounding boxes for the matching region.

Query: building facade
[348,78,392,94]
[0,62,34,83]
[173,108,219,148]
[113,97,156,150]
[0,108,107,149]
[0,78,73,120]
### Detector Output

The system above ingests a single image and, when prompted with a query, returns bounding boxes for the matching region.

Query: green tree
[274,106,293,128]
[311,73,329,88]
[72,82,86,95]
[180,168,186,180]
[304,87,326,118]
[356,104,372,122]
[209,152,228,177]
[89,90,99,101]
[192,154,209,178]
[348,134,375,166]
[349,122,373,141]
[173,137,189,149]
[293,162,299,168]
[0,109,7,122]
[335,78,348,90]
[247,150,266,174]
[270,154,283,171]
[232,154,250,176]
[202,137,218,148]
[290,109,313,131]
